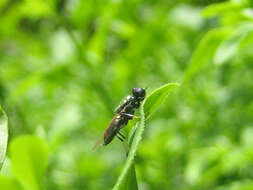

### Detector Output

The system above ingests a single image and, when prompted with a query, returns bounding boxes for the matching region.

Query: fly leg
[118,131,126,139]
[117,131,130,154]
[116,134,124,142]
[116,131,127,142]
[120,113,141,119]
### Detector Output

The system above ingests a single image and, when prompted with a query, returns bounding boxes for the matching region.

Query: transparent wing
[92,132,105,150]
[92,115,118,151]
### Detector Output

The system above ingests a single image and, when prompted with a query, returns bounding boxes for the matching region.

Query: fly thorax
[115,95,133,113]
[130,98,140,109]
[126,95,132,101]
[124,104,134,112]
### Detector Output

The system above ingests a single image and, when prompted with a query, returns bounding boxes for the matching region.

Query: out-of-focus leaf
[229,180,253,190]
[86,1,119,64]
[112,83,179,190]
[0,0,8,10]
[0,176,22,190]
[10,136,49,190]
[19,0,53,17]
[214,23,253,65]
[170,5,203,30]
[0,106,8,170]
[184,27,233,81]
[202,2,244,18]
[111,20,136,39]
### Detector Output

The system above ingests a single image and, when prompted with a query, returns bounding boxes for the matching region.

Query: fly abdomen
[103,116,124,145]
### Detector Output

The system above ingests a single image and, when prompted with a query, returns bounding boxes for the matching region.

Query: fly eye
[132,87,146,98]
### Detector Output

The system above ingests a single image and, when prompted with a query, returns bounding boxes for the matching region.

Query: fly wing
[92,132,105,151]
[92,115,118,150]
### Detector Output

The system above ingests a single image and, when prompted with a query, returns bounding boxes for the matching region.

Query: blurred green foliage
[1,0,253,189]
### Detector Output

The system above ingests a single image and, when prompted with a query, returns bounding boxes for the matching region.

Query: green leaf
[0,106,8,171]
[144,83,180,120]
[214,23,253,65]
[112,110,144,190]
[184,27,233,82]
[0,176,22,190]
[112,83,179,190]
[116,164,138,190]
[10,136,49,190]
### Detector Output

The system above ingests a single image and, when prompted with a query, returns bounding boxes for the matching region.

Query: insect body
[93,87,146,149]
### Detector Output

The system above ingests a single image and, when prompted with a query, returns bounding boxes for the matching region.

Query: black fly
[93,87,146,150]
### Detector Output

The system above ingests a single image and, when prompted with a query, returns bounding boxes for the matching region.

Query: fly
[93,87,146,150]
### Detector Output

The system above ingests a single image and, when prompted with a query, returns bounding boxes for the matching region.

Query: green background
[1,0,253,189]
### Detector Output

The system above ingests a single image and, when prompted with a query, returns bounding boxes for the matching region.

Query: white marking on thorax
[126,95,132,101]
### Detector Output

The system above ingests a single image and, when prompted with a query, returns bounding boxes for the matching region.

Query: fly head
[132,87,146,101]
